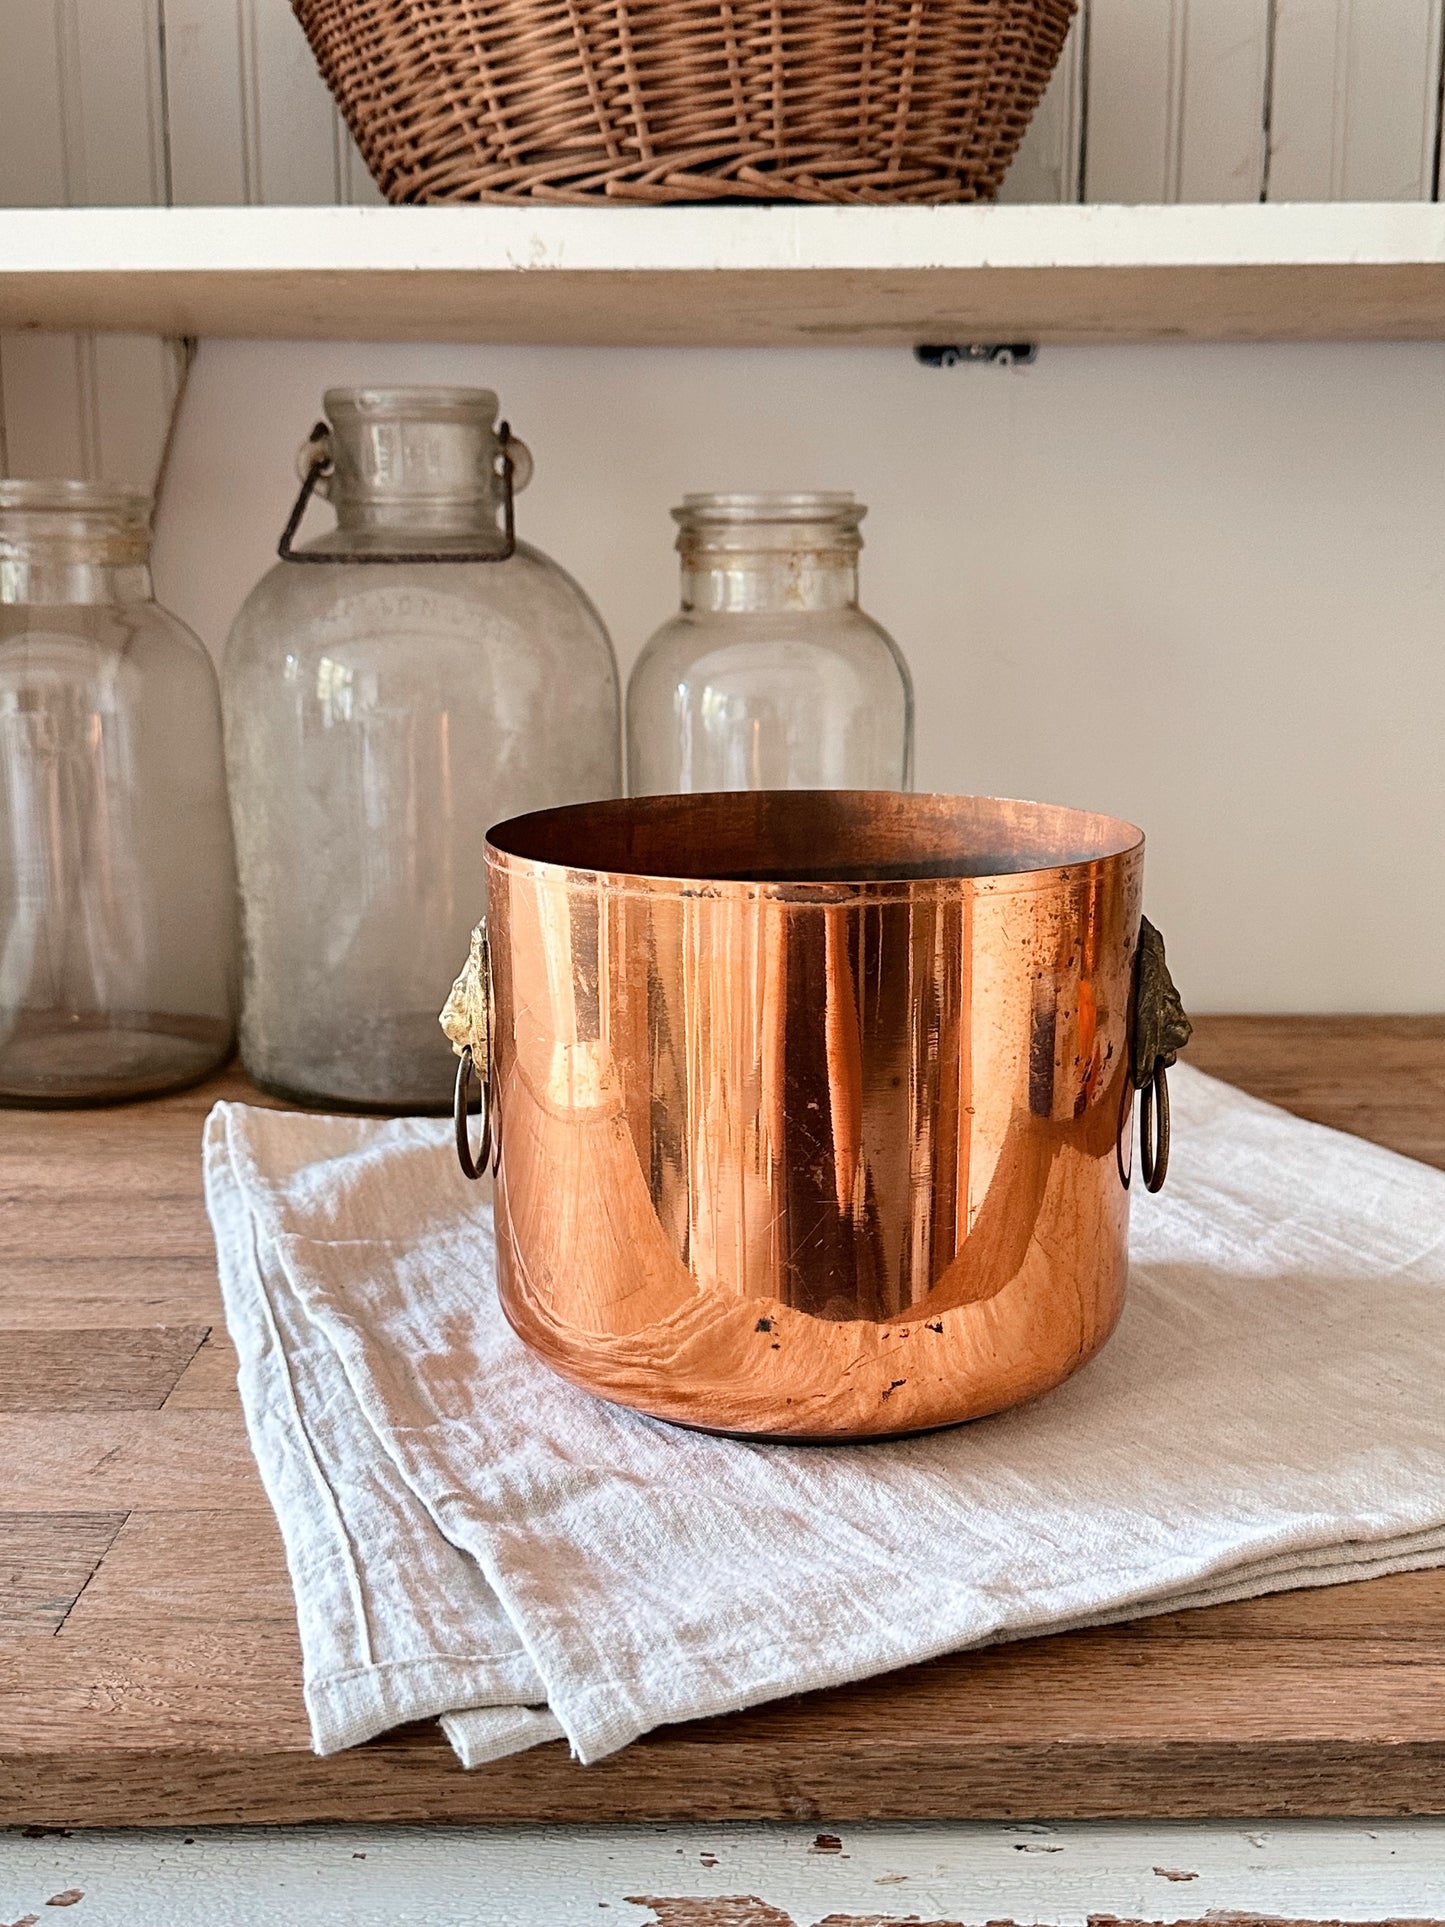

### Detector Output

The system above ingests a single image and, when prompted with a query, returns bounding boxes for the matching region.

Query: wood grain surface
[1,1018,1444,1827]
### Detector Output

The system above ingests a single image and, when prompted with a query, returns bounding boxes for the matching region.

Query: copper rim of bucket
[484,789,1144,902]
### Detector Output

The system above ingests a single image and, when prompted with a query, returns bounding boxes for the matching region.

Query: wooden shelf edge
[2,203,1444,344]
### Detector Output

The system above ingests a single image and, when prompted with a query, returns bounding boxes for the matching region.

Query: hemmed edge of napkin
[537,1524,1445,1767]
[441,1705,568,1768]
[997,1526,1445,1650]
[306,1658,553,1758]
[204,1103,545,1758]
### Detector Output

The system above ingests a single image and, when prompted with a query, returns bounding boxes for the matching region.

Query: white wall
[6,0,1445,1014]
[155,333,1445,1016]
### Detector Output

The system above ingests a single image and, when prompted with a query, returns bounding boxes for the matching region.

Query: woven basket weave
[292,0,1077,205]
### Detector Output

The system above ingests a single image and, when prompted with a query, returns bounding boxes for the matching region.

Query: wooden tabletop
[4,1015,1445,1828]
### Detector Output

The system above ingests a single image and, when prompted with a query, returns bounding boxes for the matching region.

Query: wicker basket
[292,0,1077,205]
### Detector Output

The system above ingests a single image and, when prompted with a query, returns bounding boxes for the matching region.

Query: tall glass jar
[627,492,913,795]
[0,482,237,1104]
[225,386,621,1113]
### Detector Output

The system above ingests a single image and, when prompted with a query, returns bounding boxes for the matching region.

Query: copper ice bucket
[443,791,1188,1441]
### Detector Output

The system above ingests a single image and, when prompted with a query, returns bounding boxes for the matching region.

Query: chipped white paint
[2,1820,1445,1926]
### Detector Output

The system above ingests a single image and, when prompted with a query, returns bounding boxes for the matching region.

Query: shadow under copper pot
[471,791,1150,1440]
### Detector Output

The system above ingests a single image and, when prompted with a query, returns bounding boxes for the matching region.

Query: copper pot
[442,792,1189,1441]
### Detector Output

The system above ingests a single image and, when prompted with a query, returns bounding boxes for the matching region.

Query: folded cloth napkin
[203,1064,1445,1768]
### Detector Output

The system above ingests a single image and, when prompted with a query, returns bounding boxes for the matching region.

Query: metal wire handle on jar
[441,919,495,1180]
[276,421,527,564]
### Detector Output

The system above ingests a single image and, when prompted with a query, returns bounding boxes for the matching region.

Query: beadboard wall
[5,0,1445,1013]
[6,0,1445,482]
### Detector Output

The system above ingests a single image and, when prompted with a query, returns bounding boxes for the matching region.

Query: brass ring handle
[1137,1059,1171,1193]
[453,1044,493,1181]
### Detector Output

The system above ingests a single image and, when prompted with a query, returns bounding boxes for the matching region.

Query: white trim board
[4,1818,1445,1925]
[5,202,1445,344]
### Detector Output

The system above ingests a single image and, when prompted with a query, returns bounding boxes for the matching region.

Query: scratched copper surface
[483,792,1145,1439]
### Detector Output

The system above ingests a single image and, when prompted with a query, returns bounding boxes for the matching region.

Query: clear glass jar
[0,482,237,1104]
[627,492,913,795]
[225,386,621,1113]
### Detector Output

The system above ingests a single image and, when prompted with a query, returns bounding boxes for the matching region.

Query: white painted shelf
[4,202,1445,346]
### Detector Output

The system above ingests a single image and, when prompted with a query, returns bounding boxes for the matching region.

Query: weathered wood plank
[0,1260,223,1332]
[0,1414,264,1512]
[60,1509,291,1629]
[3,1614,1445,1803]
[0,1200,223,1264]
[1182,1016,1445,1170]
[0,1514,126,1632]
[162,1335,239,1410]
[16,206,1445,349]
[0,1329,208,1413]
[62,1507,1445,1643]
[9,1729,1445,1828]
[1129,1565,1445,1638]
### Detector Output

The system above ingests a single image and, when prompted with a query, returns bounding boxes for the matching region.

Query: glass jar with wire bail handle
[0,481,237,1104]
[627,491,913,796]
[224,386,621,1113]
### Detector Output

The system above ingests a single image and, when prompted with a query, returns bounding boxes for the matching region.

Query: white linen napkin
[203,1064,1445,1768]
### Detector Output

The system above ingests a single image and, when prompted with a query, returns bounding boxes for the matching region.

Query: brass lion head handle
[440,917,493,1180]
[1131,916,1192,1192]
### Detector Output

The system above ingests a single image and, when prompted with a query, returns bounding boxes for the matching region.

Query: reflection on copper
[482,791,1145,1440]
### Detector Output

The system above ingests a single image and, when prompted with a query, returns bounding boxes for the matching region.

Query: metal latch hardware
[914,343,1039,369]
